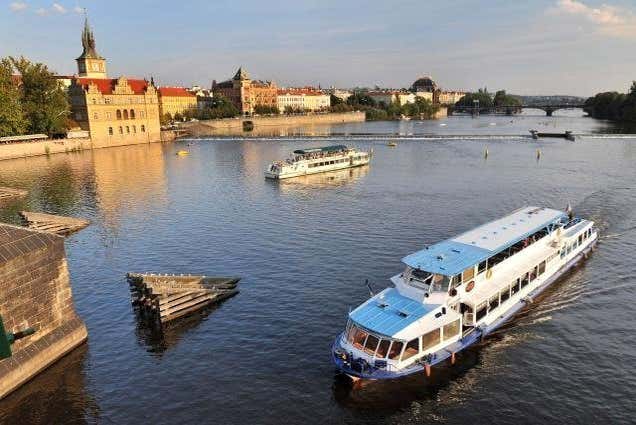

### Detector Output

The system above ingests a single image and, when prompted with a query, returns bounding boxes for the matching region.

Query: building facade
[158,87,198,119]
[368,91,416,106]
[438,91,466,105]
[213,67,278,115]
[68,18,161,147]
[276,88,330,112]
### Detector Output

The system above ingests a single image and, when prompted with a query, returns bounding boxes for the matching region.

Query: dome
[412,76,437,92]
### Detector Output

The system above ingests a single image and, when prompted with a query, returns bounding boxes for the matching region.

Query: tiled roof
[74,78,150,95]
[158,87,196,97]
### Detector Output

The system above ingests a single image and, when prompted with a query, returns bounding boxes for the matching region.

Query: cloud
[551,0,636,38]
[9,2,28,12]
[35,7,47,15]
[51,3,66,14]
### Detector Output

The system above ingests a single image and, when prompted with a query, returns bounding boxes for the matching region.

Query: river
[0,111,634,424]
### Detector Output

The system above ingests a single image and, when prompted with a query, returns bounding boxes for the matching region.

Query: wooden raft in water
[127,273,240,324]
[0,187,28,201]
[20,211,90,236]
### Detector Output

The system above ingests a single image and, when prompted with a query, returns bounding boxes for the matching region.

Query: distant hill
[511,95,586,106]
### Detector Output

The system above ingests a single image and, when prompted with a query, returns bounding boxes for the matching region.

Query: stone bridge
[451,104,585,116]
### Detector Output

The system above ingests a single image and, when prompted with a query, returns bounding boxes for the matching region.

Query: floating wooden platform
[19,211,90,236]
[0,186,27,201]
[127,273,240,324]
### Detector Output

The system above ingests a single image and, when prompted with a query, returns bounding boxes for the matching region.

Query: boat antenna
[566,202,574,220]
[365,279,374,296]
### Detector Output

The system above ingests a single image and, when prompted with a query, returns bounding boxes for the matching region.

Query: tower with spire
[76,14,107,78]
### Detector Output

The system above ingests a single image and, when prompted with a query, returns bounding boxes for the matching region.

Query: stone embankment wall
[0,224,87,399]
[186,112,366,136]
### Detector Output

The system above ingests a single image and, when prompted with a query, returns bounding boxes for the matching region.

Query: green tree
[173,112,183,121]
[0,58,27,137]
[161,112,172,125]
[456,90,494,112]
[10,56,69,136]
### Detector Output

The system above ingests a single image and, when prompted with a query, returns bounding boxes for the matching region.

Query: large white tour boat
[265,145,371,179]
[332,206,597,381]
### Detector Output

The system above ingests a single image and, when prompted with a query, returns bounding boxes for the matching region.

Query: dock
[0,187,27,202]
[19,211,90,236]
[127,273,240,324]
[530,130,575,141]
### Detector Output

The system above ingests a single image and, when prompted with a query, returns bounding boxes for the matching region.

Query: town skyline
[3,0,636,96]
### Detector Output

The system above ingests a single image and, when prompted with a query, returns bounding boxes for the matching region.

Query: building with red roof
[68,18,160,148]
[157,87,197,119]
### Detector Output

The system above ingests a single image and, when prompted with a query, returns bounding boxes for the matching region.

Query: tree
[254,105,279,115]
[161,112,172,125]
[0,58,27,137]
[456,90,494,111]
[173,112,183,121]
[330,94,344,106]
[10,56,69,136]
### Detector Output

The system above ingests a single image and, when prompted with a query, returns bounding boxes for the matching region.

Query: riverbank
[183,112,365,137]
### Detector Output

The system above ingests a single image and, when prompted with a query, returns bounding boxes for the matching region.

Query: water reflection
[272,165,370,193]
[0,344,99,425]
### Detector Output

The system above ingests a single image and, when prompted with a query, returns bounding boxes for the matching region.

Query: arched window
[130,109,135,119]
[108,127,113,135]
[141,125,146,132]
[118,126,123,134]
[123,110,129,120]
[126,126,130,134]
[116,110,122,120]
[132,125,136,133]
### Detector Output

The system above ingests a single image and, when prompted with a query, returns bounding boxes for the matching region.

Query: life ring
[466,281,475,292]
[486,269,493,279]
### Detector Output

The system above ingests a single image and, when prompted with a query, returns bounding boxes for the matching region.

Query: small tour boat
[265,145,371,179]
[332,206,597,381]
[387,141,397,147]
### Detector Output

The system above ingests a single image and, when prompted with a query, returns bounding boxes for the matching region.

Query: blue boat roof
[349,288,437,338]
[402,207,566,276]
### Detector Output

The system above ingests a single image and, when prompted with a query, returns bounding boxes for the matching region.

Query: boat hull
[332,236,597,381]
[265,159,370,180]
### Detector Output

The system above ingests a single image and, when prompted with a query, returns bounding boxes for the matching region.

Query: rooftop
[74,77,150,95]
[158,87,196,97]
[402,207,566,275]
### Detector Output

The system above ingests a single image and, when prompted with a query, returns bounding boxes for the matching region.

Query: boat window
[476,302,487,321]
[538,261,546,275]
[578,234,583,244]
[376,339,390,358]
[500,286,510,302]
[489,294,500,311]
[450,274,461,288]
[478,260,488,274]
[561,248,566,259]
[443,320,460,341]
[521,272,530,288]
[388,341,403,360]
[430,274,448,292]
[346,323,356,341]
[529,266,538,282]
[511,278,520,295]
[462,266,475,282]
[401,338,419,361]
[351,327,368,350]
[364,334,379,355]
[422,328,441,350]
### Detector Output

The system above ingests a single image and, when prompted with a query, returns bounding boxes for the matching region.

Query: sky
[1,0,635,96]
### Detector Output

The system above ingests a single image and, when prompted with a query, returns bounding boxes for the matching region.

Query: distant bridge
[450,104,585,116]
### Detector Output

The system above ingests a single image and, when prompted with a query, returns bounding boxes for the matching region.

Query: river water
[0,111,634,424]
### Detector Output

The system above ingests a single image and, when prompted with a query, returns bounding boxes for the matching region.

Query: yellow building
[68,18,161,148]
[276,88,330,112]
[158,87,198,119]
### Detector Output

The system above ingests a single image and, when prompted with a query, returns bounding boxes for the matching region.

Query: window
[388,341,403,360]
[422,328,441,351]
[521,272,530,288]
[478,260,488,274]
[123,110,129,120]
[462,265,475,282]
[401,338,420,361]
[376,339,390,358]
[140,111,145,118]
[126,126,130,134]
[105,97,111,104]
[116,110,122,120]
[93,112,98,120]
[92,98,96,104]
[106,112,112,119]
[133,125,136,133]
[501,286,510,302]
[118,126,123,134]
[529,266,538,282]
[141,125,146,132]
[443,320,460,341]
[511,278,520,295]
[538,261,546,275]
[489,294,500,311]
[476,302,487,321]
[130,109,136,119]
[108,127,113,135]
[578,234,583,245]
[351,327,368,350]
[364,334,379,355]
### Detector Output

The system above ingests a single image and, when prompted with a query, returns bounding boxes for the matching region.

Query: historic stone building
[276,88,330,112]
[157,87,198,119]
[68,18,161,148]
[213,67,278,115]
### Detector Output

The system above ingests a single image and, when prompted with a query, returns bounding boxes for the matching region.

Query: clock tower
[76,16,107,78]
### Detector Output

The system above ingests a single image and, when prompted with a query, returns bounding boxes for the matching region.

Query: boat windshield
[345,321,405,360]
[405,267,451,292]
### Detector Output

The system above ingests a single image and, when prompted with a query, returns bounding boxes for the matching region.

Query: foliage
[0,58,27,137]
[10,56,69,136]
[402,96,440,119]
[365,108,389,121]
[329,103,353,113]
[173,112,183,121]
[254,105,279,115]
[456,88,494,110]
[346,93,377,108]
[161,112,172,125]
[493,90,522,108]
[584,82,636,122]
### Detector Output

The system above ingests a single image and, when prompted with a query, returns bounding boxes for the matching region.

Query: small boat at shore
[265,145,371,179]
[332,206,597,382]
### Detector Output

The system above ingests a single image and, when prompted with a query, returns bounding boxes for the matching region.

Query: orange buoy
[425,364,431,377]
